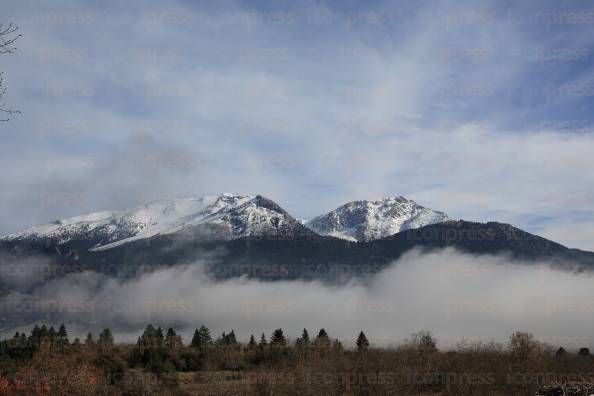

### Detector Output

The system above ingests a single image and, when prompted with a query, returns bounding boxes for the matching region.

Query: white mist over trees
[2,248,594,350]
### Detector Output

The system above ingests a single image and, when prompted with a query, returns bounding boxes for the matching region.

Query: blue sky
[1,0,594,249]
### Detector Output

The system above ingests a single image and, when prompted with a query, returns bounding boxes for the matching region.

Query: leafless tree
[0,23,21,121]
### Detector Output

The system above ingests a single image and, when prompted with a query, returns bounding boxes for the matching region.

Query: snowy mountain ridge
[1,193,313,251]
[305,196,450,242]
[0,193,450,250]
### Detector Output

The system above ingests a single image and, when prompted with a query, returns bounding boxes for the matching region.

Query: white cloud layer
[3,248,594,350]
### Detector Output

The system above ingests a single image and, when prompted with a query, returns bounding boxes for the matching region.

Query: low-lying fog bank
[1,248,593,349]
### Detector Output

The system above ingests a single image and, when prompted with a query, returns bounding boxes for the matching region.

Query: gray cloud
[1,0,594,251]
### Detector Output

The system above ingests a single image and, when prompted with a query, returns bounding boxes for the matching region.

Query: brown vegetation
[1,326,594,395]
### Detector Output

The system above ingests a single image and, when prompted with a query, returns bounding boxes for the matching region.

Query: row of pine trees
[5,324,371,351]
[8,324,114,351]
[2,323,372,374]
[190,326,370,351]
[128,325,371,372]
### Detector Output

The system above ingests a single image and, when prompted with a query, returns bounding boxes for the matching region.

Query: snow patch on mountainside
[1,197,218,246]
[0,193,312,251]
[305,196,449,242]
[0,193,450,249]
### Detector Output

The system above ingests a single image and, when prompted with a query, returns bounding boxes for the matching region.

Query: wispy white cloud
[1,0,593,249]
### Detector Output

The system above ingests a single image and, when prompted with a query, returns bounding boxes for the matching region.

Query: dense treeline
[1,324,594,395]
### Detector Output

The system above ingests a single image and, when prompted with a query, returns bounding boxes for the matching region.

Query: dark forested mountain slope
[2,219,593,283]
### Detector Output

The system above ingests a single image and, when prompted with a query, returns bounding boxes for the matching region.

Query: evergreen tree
[132,325,180,372]
[192,326,212,350]
[139,325,161,349]
[226,330,237,345]
[270,328,286,347]
[98,328,114,349]
[301,328,310,344]
[216,331,227,346]
[248,334,257,349]
[314,328,330,348]
[296,328,310,347]
[191,328,202,348]
[39,325,49,338]
[85,332,95,346]
[48,326,57,349]
[356,331,369,351]
[555,347,567,358]
[165,328,175,346]
[31,325,40,338]
[198,326,212,346]
[259,333,268,348]
[57,324,69,346]
[144,324,157,338]
[165,328,181,350]
[29,325,42,349]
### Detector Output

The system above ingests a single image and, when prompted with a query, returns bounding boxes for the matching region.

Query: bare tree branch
[0,23,20,121]
[0,23,21,54]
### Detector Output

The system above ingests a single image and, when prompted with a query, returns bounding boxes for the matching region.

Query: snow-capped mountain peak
[305,196,449,242]
[0,193,313,251]
[1,193,450,250]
